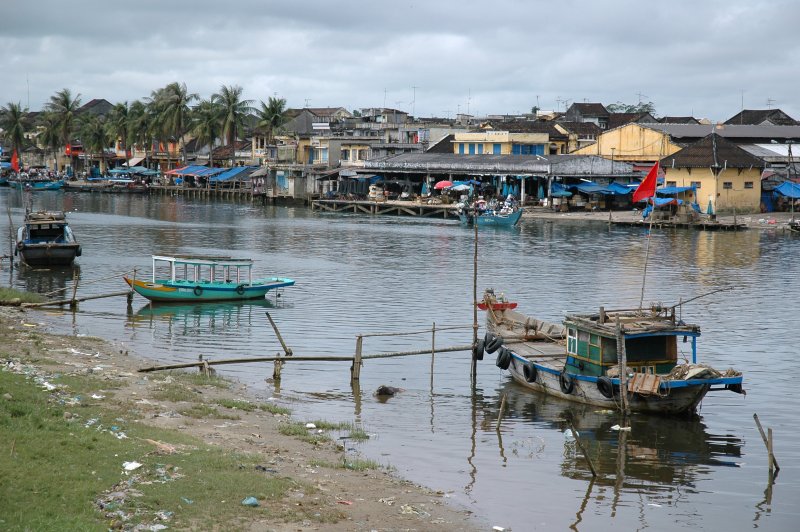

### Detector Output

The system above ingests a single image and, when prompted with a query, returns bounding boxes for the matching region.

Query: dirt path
[1,306,482,531]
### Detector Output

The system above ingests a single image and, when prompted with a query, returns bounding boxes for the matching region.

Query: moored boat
[15,210,82,266]
[458,196,523,227]
[9,179,64,191]
[124,255,294,303]
[479,289,744,415]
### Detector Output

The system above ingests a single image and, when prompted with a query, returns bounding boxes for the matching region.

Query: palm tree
[212,85,254,165]
[80,114,111,175]
[255,96,287,145]
[37,112,62,171]
[159,82,198,164]
[191,99,223,169]
[45,88,82,173]
[107,102,131,162]
[128,100,153,167]
[145,86,173,170]
[0,101,28,168]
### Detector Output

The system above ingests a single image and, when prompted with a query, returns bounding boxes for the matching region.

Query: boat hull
[506,353,712,415]
[459,208,523,227]
[124,276,294,302]
[17,243,81,266]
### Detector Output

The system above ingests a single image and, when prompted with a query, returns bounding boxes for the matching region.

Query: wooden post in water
[351,335,363,383]
[496,393,507,431]
[753,413,780,472]
[471,204,479,379]
[616,317,630,416]
[69,270,79,309]
[266,312,293,380]
[430,322,436,374]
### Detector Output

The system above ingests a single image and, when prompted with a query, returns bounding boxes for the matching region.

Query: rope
[42,268,138,298]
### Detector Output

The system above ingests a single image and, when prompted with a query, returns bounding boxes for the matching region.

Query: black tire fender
[235,284,246,295]
[472,339,485,361]
[597,376,614,398]
[495,347,512,370]
[484,332,504,354]
[523,363,538,383]
[193,285,203,296]
[559,371,575,395]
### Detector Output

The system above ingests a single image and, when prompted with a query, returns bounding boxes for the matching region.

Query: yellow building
[573,123,682,162]
[453,130,549,155]
[660,133,765,213]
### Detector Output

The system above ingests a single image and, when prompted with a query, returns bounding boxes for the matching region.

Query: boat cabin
[563,306,700,377]
[150,255,255,285]
[22,212,75,244]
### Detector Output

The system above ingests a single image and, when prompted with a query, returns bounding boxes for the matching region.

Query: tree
[45,88,82,172]
[158,82,198,164]
[80,114,111,175]
[606,101,657,115]
[255,96,287,144]
[0,101,28,167]
[37,112,62,171]
[128,100,153,168]
[212,85,254,164]
[191,99,223,169]
[107,102,131,160]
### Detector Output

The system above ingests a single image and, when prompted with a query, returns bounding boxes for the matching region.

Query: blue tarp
[194,167,225,177]
[774,181,800,199]
[170,165,208,176]
[657,185,695,195]
[550,182,573,197]
[209,166,255,182]
[569,181,632,196]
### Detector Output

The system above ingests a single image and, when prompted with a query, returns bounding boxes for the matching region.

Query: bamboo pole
[471,203,479,379]
[430,321,436,373]
[22,290,132,308]
[69,269,79,309]
[616,317,630,416]
[568,422,598,477]
[496,393,507,431]
[266,311,293,380]
[138,344,473,373]
[753,414,780,472]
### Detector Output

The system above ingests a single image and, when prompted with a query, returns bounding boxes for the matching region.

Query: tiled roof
[660,133,766,169]
[557,121,602,136]
[607,112,656,130]
[724,109,798,126]
[480,119,565,138]
[659,116,700,124]
[569,103,609,116]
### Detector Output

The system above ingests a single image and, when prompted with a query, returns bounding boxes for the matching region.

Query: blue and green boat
[124,255,294,303]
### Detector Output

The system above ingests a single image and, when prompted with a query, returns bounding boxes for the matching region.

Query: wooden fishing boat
[788,219,800,233]
[9,179,64,191]
[124,255,294,303]
[15,210,81,266]
[459,207,523,227]
[479,290,744,415]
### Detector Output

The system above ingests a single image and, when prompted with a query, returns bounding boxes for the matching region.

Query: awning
[774,181,800,199]
[209,166,256,182]
[250,166,270,178]
[126,156,144,167]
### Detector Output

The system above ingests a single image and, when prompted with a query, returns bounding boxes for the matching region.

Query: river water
[2,189,798,531]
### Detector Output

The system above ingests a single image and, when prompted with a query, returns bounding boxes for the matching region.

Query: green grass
[278,421,331,444]
[0,287,46,304]
[258,402,291,416]
[178,404,240,420]
[215,398,257,412]
[151,386,199,403]
[0,367,342,530]
[310,457,381,471]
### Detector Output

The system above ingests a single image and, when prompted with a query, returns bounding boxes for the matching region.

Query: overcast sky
[1,0,798,122]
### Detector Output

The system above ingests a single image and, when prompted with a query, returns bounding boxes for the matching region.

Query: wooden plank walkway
[312,199,460,219]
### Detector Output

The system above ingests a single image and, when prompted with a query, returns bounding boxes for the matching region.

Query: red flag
[632,162,659,203]
[11,149,20,172]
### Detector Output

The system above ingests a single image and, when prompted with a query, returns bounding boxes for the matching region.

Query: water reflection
[15,262,80,298]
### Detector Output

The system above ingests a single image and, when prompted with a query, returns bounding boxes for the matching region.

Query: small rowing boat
[124,255,294,303]
[15,210,81,266]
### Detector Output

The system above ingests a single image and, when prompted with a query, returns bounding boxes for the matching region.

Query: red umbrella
[434,180,453,190]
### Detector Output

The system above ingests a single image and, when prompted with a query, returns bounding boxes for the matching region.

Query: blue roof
[569,181,632,196]
[209,166,256,182]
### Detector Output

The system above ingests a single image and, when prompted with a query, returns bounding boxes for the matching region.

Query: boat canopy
[150,255,254,284]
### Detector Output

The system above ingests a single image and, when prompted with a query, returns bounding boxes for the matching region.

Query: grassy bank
[0,366,348,530]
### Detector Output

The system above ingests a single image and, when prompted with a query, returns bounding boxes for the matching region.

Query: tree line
[0,84,288,169]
